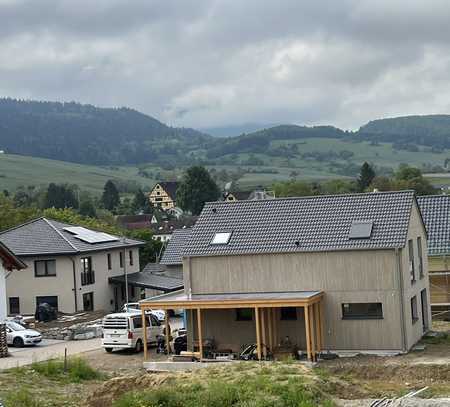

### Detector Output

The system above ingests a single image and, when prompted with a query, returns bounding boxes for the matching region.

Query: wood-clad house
[148,182,178,210]
[141,190,431,361]
[417,195,450,309]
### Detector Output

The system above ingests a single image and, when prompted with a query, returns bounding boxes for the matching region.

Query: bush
[30,357,102,383]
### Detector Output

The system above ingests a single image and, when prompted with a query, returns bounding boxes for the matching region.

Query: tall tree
[358,162,376,191]
[177,166,220,215]
[394,165,436,195]
[132,189,150,213]
[101,180,120,211]
[44,183,78,209]
[79,198,97,218]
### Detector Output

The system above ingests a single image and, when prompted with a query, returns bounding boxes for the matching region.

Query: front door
[83,292,94,312]
[421,288,429,332]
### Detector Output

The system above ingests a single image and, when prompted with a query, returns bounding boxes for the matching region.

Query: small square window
[236,308,253,321]
[211,232,232,245]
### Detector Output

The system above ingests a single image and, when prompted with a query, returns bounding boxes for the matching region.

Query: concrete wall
[6,247,140,315]
[0,265,6,321]
[183,201,429,352]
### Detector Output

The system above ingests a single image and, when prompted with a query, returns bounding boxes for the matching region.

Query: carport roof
[140,290,323,309]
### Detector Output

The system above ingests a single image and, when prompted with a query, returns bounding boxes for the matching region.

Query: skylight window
[349,221,373,239]
[211,232,232,245]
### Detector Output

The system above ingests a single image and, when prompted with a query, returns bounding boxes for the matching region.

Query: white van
[102,311,163,353]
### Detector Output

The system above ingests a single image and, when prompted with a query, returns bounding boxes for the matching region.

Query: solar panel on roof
[349,220,373,239]
[63,226,119,244]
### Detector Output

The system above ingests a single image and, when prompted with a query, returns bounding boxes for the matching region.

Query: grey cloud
[1,0,450,130]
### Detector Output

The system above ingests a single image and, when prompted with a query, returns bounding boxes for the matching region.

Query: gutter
[395,248,408,352]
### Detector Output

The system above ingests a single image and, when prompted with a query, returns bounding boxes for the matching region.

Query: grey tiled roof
[0,218,144,256]
[109,270,183,291]
[417,195,450,256]
[184,190,417,257]
[160,228,192,265]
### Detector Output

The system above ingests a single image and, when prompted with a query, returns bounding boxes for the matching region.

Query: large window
[35,260,56,277]
[107,253,112,270]
[119,252,124,268]
[417,237,424,279]
[9,297,20,315]
[236,308,253,321]
[129,250,134,266]
[280,307,297,320]
[342,303,383,320]
[36,296,58,310]
[408,239,416,283]
[411,296,418,324]
[81,257,95,286]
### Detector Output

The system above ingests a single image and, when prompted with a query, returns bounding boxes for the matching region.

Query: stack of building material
[0,323,8,358]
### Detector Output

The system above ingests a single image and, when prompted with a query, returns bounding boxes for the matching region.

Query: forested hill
[358,115,450,149]
[0,98,210,165]
[2,98,450,166]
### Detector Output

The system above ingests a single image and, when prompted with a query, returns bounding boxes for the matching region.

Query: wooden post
[255,307,261,361]
[272,308,278,348]
[142,308,148,361]
[314,302,322,353]
[304,305,311,361]
[319,300,325,351]
[197,308,203,360]
[261,308,267,359]
[268,308,273,352]
[309,305,316,362]
[165,310,171,355]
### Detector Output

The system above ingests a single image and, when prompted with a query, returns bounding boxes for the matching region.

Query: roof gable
[0,217,143,256]
[417,195,450,255]
[160,228,192,265]
[154,181,178,200]
[184,190,416,257]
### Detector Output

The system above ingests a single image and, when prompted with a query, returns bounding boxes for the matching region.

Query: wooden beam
[272,307,278,348]
[142,309,148,361]
[255,307,261,361]
[261,308,267,359]
[309,305,316,362]
[165,310,171,355]
[304,305,311,361]
[197,308,203,360]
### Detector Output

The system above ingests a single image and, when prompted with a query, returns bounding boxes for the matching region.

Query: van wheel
[105,347,113,353]
[135,340,143,353]
[13,337,24,347]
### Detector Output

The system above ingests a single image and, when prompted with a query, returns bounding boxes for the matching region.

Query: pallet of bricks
[0,323,7,357]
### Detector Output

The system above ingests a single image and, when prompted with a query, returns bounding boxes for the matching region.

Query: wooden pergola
[140,290,324,362]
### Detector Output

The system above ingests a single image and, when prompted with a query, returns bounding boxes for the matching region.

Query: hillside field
[1,136,450,194]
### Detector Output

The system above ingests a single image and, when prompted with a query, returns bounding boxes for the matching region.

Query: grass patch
[2,388,40,407]
[421,332,450,345]
[29,357,104,383]
[113,363,334,407]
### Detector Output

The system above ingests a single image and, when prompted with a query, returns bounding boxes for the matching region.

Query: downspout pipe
[395,248,407,352]
[70,257,78,313]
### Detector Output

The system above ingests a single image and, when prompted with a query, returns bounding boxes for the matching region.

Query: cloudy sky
[1,0,450,130]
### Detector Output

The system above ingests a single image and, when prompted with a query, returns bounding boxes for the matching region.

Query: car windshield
[8,322,26,331]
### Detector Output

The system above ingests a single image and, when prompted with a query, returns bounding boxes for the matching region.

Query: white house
[0,241,26,321]
[0,218,144,315]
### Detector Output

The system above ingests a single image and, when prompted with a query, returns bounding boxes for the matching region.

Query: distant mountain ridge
[0,98,210,165]
[1,98,450,166]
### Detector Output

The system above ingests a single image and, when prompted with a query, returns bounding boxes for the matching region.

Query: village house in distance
[0,218,144,315]
[148,181,178,210]
[142,190,431,361]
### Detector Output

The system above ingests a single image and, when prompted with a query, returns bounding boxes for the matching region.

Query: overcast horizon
[1,0,450,131]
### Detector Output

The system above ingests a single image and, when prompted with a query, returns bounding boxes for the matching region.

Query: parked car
[121,302,165,322]
[102,312,163,353]
[6,321,42,347]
